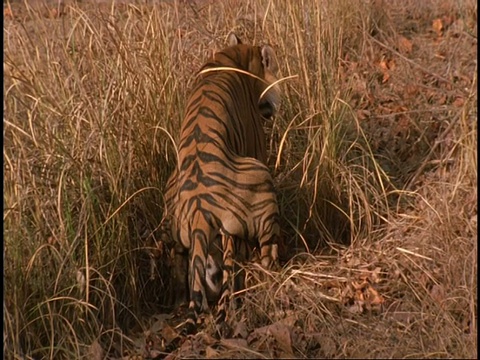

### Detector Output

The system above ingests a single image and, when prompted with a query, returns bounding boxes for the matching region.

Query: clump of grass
[263,0,395,252]
[229,0,477,358]
[4,2,190,357]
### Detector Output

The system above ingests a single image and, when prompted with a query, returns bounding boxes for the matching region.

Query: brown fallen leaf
[340,283,354,304]
[165,353,176,360]
[355,289,365,302]
[4,6,13,19]
[220,338,249,349]
[161,323,180,345]
[48,5,66,18]
[387,59,396,71]
[390,311,414,326]
[352,280,368,291]
[405,84,419,98]
[430,284,446,308]
[442,14,455,27]
[462,313,473,334]
[275,349,298,359]
[49,8,59,18]
[359,267,383,283]
[371,267,383,283]
[291,326,308,354]
[127,355,146,360]
[145,333,164,356]
[250,321,294,355]
[379,57,395,83]
[87,339,104,360]
[174,334,207,359]
[438,94,447,105]
[149,317,167,333]
[433,18,443,36]
[452,96,465,107]
[47,236,57,246]
[366,285,385,305]
[205,345,219,359]
[232,319,249,339]
[269,322,293,355]
[311,333,337,358]
[279,314,297,328]
[347,301,364,314]
[356,109,371,121]
[379,58,389,71]
[398,36,413,54]
[395,115,410,134]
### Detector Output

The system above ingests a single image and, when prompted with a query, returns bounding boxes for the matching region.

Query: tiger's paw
[260,243,279,270]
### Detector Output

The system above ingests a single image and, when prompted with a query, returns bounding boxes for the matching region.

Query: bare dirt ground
[4,0,477,359]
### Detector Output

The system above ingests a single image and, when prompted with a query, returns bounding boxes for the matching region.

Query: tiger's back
[179,40,279,162]
[162,34,280,335]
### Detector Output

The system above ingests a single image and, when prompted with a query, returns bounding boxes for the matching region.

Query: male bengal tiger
[161,33,281,336]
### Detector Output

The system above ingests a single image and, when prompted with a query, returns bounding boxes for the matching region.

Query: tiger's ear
[227,33,242,46]
[261,45,278,73]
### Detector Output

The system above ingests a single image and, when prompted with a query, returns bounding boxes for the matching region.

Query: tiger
[161,33,281,336]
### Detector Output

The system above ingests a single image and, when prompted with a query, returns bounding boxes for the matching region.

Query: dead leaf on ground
[279,314,297,328]
[356,109,371,120]
[249,321,294,356]
[371,267,383,283]
[232,318,249,339]
[430,284,446,308]
[398,36,413,54]
[311,333,337,358]
[221,338,249,349]
[452,96,465,107]
[438,94,447,105]
[404,84,419,98]
[352,280,368,291]
[395,115,410,134]
[269,322,293,354]
[47,5,66,18]
[442,15,455,27]
[366,285,385,306]
[145,333,164,357]
[359,267,383,283]
[433,18,443,36]
[347,301,364,314]
[49,8,59,18]
[175,335,204,358]
[379,57,395,83]
[379,58,389,71]
[290,326,308,354]
[161,323,181,345]
[4,7,13,18]
[390,311,414,326]
[87,339,104,360]
[149,317,167,333]
[205,345,220,358]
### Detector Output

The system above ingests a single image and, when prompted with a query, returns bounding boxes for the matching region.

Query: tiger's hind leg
[232,239,250,309]
[215,231,235,338]
[172,243,189,309]
[159,216,190,310]
[184,218,213,335]
[258,206,281,270]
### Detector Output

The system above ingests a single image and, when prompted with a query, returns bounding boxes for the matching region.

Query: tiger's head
[203,33,281,119]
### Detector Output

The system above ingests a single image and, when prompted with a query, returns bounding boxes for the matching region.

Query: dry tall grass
[4,0,476,358]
